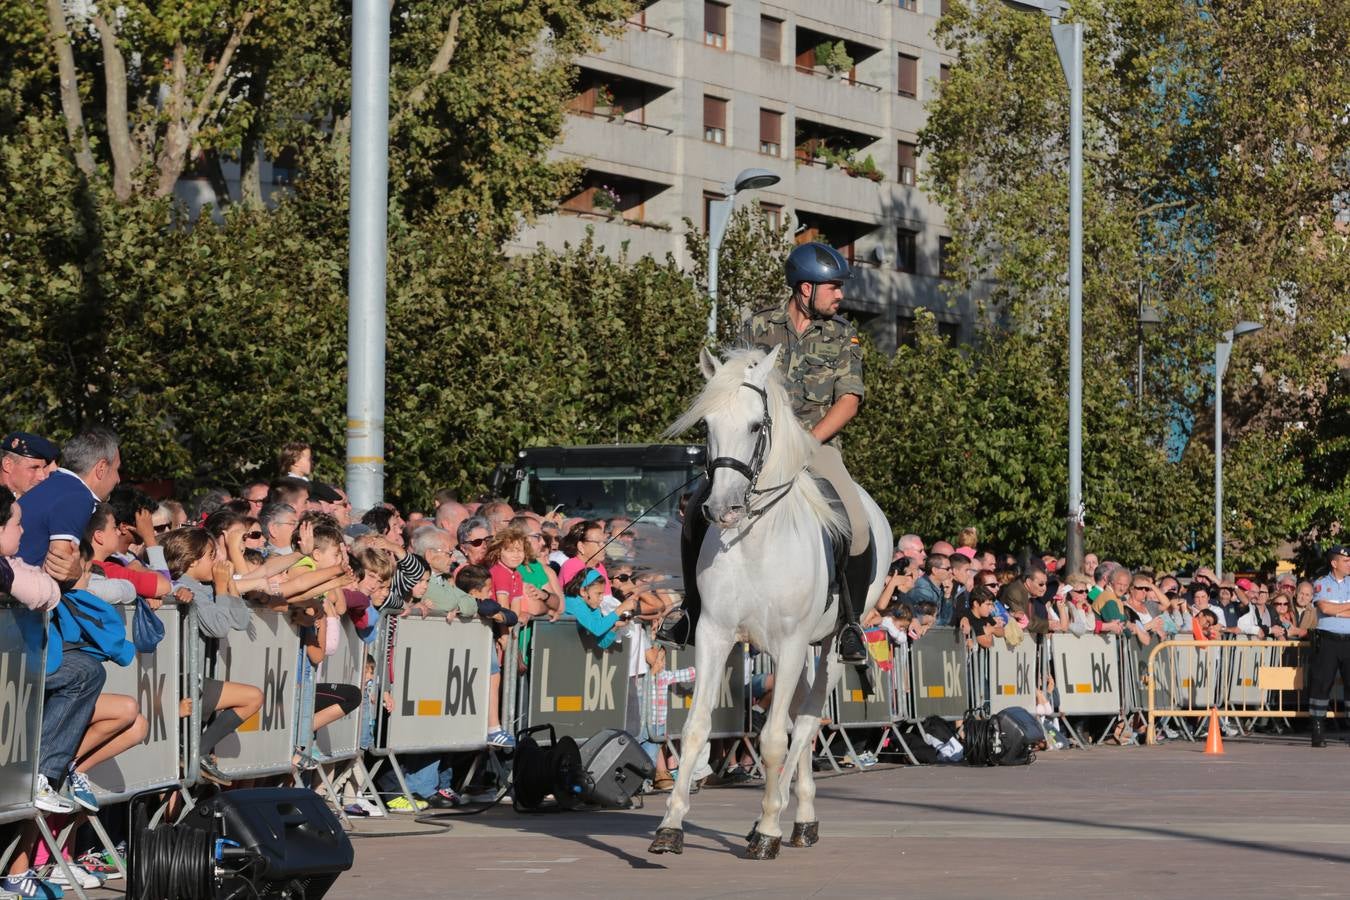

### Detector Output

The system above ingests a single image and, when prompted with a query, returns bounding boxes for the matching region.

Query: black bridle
[705,382,799,521]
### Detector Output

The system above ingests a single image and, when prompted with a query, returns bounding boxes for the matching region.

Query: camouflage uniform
[740,302,869,554]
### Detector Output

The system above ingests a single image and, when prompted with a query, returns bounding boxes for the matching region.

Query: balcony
[559,169,673,230]
[512,211,679,262]
[591,17,677,79]
[562,70,676,177]
[794,163,890,219]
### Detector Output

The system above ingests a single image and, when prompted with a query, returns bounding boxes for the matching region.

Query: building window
[760,202,783,231]
[760,16,782,62]
[938,236,952,277]
[896,228,918,274]
[758,108,782,157]
[940,64,951,88]
[897,53,919,98]
[898,0,918,10]
[703,95,728,144]
[704,1,727,49]
[938,320,960,345]
[896,308,916,347]
[897,140,916,186]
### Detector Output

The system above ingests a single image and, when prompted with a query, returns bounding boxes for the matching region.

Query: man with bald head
[895,534,926,567]
[435,500,469,540]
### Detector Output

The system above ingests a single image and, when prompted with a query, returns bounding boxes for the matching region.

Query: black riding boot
[1311,717,1327,748]
[669,478,712,646]
[835,552,871,665]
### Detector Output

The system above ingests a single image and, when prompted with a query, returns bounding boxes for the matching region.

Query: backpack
[47,589,135,674]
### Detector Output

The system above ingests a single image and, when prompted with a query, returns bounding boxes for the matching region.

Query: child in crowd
[562,567,637,650]
[641,641,695,792]
[455,565,518,748]
[163,526,264,785]
[487,528,547,621]
[299,525,360,752]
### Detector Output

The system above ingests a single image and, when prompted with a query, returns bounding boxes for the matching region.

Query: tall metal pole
[1136,285,1145,404]
[707,196,734,341]
[346,0,390,513]
[1051,21,1084,574]
[1214,336,1233,581]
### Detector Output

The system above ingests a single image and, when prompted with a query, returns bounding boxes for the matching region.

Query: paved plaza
[322,735,1350,899]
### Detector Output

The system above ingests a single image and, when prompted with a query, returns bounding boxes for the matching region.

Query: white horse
[648,346,891,860]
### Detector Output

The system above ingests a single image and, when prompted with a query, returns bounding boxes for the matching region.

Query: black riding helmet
[785,241,851,320]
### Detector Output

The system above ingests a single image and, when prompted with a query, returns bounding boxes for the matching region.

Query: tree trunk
[43,0,95,177]
[238,61,271,208]
[204,150,233,210]
[93,14,138,201]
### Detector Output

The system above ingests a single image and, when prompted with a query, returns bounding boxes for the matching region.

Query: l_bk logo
[0,653,34,767]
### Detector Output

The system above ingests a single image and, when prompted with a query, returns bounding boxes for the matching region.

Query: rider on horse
[681,241,872,664]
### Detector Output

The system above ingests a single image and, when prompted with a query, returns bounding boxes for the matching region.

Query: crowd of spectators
[0,425,1336,895]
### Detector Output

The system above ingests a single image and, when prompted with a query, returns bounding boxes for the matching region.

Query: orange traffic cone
[1204,707,1225,755]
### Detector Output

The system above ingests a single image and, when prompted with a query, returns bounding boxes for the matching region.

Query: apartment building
[511,0,977,350]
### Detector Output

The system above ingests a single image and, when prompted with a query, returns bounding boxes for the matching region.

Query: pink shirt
[5,556,60,611]
[558,557,610,595]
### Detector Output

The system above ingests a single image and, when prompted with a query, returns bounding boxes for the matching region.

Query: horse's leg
[787,651,835,848]
[649,629,734,855]
[747,639,807,860]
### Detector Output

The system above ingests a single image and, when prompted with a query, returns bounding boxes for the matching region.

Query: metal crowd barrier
[0,600,46,883]
[366,612,494,809]
[1144,637,1340,743]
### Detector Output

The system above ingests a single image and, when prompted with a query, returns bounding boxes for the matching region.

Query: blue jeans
[378,753,451,798]
[40,650,107,782]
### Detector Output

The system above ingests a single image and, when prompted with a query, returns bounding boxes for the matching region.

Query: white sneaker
[354,797,385,818]
[45,863,103,889]
[33,774,76,814]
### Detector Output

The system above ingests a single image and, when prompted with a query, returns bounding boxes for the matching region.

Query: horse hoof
[745,832,782,860]
[788,821,819,847]
[649,827,684,855]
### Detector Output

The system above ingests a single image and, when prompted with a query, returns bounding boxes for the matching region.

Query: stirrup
[837,623,867,664]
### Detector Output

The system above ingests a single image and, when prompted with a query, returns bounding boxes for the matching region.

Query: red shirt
[490,563,525,606]
[94,559,161,598]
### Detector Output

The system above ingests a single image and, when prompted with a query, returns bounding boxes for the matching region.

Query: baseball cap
[1235,577,1256,592]
[308,481,342,503]
[1328,545,1349,559]
[2,432,59,462]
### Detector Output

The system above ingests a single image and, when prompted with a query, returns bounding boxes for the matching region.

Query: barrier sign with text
[909,628,968,719]
[87,604,184,802]
[1051,633,1122,715]
[527,620,630,739]
[383,617,493,753]
[664,643,748,739]
[314,617,366,760]
[0,604,44,825]
[213,609,303,778]
[988,638,1038,713]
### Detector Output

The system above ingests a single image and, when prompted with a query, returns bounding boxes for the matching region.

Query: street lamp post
[347,0,391,513]
[707,168,782,341]
[1214,320,1263,580]
[1006,1,1084,573]
[1136,289,1161,403]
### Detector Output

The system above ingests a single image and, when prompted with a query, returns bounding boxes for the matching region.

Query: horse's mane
[667,348,846,538]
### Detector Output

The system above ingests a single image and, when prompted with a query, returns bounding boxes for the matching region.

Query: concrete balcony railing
[512,211,680,262]
[791,69,888,130]
[792,162,890,219]
[560,112,677,179]
[591,21,678,79]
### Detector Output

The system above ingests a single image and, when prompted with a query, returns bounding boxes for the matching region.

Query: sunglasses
[244,530,264,540]
[1273,601,1289,607]
[462,537,489,548]
[153,523,172,534]
[613,573,633,583]
[1071,588,1087,595]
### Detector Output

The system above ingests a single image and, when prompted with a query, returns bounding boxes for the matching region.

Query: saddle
[813,475,873,615]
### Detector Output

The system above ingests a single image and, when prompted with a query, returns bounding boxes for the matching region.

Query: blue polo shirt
[15,468,99,566]
[1314,573,1350,635]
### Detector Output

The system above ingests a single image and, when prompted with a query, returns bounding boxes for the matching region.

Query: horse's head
[698,345,781,529]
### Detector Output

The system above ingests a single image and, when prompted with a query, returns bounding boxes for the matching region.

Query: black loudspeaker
[170,788,353,898]
[512,724,588,812]
[577,729,656,808]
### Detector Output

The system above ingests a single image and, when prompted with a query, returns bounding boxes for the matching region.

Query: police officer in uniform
[1308,545,1350,747]
[680,242,872,663]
